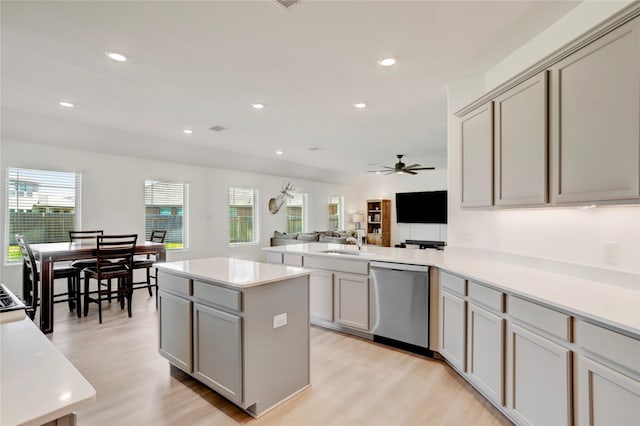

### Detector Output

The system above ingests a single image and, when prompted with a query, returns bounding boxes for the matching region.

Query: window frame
[5,167,81,264]
[328,194,344,231]
[144,179,188,251]
[286,192,307,234]
[228,187,259,246]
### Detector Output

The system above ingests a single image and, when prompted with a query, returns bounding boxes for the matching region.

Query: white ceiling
[1,0,580,183]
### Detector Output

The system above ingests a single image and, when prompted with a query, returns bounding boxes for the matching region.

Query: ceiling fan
[368,154,435,175]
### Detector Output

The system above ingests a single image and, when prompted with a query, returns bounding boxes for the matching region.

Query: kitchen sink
[321,249,376,257]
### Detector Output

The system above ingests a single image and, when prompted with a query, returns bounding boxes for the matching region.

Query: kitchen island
[155,257,311,418]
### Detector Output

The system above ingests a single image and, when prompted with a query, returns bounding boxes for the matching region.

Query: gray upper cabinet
[461,102,494,207]
[551,17,640,204]
[494,72,548,206]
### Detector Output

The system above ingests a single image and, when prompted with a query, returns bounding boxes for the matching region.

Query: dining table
[29,240,166,334]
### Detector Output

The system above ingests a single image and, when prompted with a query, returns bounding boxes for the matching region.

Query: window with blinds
[328,194,344,231]
[5,167,80,262]
[286,192,306,234]
[144,180,186,250]
[229,187,257,244]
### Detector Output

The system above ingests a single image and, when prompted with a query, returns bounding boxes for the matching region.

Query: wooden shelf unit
[366,199,391,247]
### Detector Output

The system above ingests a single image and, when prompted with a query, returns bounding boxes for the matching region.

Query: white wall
[0,139,360,295]
[447,2,640,280]
[357,170,448,246]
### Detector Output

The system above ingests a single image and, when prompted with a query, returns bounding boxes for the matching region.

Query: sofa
[269,230,354,246]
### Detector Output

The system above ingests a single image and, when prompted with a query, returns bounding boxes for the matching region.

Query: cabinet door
[576,355,640,426]
[507,323,572,425]
[439,290,466,372]
[158,290,193,372]
[494,72,548,206]
[193,303,242,405]
[460,102,494,207]
[467,303,504,405]
[334,272,369,331]
[310,270,333,322]
[551,17,640,203]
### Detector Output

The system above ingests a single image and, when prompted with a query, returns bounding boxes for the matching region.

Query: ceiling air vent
[209,125,226,132]
[275,0,300,8]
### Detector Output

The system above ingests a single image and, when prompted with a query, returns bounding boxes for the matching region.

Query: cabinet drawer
[265,252,283,264]
[303,256,369,275]
[440,271,467,296]
[577,321,640,374]
[508,296,571,342]
[194,281,242,313]
[283,253,303,267]
[468,281,504,312]
[157,271,192,297]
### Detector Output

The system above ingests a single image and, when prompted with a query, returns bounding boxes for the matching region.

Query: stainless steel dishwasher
[370,261,432,356]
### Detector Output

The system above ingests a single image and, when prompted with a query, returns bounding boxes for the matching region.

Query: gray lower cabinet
[193,303,242,405]
[506,323,572,426]
[466,302,504,405]
[551,16,640,204]
[309,270,333,322]
[460,102,494,207]
[158,290,192,373]
[333,272,369,331]
[439,289,467,372]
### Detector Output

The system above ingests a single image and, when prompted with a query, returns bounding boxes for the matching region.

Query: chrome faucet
[346,236,362,250]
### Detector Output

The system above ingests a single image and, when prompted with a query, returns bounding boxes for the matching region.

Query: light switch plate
[273,313,287,328]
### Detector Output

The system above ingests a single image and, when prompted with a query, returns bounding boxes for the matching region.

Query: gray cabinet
[158,290,192,373]
[334,272,369,331]
[506,323,572,425]
[551,17,640,204]
[466,302,504,405]
[309,270,333,322]
[193,303,242,405]
[494,71,548,206]
[439,289,467,372]
[460,102,494,207]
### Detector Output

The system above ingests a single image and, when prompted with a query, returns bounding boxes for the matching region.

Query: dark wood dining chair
[82,234,137,324]
[132,230,167,297]
[15,234,80,320]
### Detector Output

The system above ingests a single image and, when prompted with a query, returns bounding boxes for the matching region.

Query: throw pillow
[297,232,320,241]
[319,235,347,244]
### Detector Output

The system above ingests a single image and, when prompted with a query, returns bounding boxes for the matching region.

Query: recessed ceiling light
[275,150,284,155]
[251,103,265,109]
[378,57,396,67]
[354,102,367,109]
[59,101,74,108]
[378,58,396,67]
[183,129,193,134]
[106,51,127,62]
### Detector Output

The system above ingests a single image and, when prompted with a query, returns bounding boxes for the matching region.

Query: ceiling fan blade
[407,166,436,170]
[384,171,395,175]
[404,170,418,175]
[403,163,421,169]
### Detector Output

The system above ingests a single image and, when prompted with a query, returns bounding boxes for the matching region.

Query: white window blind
[328,194,344,231]
[286,192,306,234]
[6,167,80,262]
[144,180,186,250]
[229,187,257,244]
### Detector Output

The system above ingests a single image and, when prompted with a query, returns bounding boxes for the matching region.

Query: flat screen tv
[395,190,447,224]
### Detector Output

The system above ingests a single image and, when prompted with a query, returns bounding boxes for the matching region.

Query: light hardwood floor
[46,291,511,426]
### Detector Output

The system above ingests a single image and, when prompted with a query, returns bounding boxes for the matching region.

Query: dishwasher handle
[370,261,429,273]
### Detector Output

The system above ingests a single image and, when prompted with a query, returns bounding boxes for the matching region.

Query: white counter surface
[155,257,311,288]
[264,243,640,337]
[0,318,96,426]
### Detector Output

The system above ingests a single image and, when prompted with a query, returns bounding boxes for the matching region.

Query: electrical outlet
[273,313,287,328]
[602,241,618,265]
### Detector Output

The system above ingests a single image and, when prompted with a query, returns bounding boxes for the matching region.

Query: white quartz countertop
[155,257,311,288]
[264,243,640,336]
[0,318,96,426]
